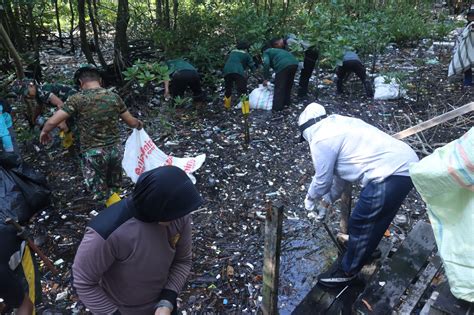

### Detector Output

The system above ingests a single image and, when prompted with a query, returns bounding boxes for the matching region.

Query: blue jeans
[341,175,414,274]
[464,68,472,86]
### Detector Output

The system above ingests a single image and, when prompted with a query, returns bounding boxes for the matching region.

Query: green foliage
[123,60,170,87]
[297,3,455,69]
[171,96,193,108]
[6,0,457,86]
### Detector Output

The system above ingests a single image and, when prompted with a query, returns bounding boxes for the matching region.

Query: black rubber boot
[364,81,374,98]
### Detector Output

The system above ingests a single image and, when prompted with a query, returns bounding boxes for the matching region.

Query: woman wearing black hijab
[73,166,203,315]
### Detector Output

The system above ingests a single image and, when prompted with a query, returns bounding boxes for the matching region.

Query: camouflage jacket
[61,88,128,152]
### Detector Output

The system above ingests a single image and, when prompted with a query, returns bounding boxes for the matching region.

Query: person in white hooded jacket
[298,103,419,287]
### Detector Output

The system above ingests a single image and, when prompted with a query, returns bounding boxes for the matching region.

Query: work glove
[304,195,315,211]
[315,205,327,221]
[315,199,331,221]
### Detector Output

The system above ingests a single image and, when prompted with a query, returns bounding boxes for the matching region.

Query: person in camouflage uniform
[10,79,77,129]
[39,65,143,204]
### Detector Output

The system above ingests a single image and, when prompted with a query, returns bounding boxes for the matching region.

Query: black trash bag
[10,166,51,220]
[0,152,51,223]
[0,152,21,169]
[0,166,29,223]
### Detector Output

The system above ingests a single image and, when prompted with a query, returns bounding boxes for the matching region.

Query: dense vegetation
[0,0,465,88]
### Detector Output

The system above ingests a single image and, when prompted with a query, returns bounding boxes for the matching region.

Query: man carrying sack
[39,64,143,206]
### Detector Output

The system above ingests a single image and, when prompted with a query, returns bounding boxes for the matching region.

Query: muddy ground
[14,37,473,314]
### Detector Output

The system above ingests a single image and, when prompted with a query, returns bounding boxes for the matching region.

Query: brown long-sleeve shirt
[73,213,192,315]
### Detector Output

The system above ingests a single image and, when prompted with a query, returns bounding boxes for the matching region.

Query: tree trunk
[2,0,25,51]
[172,0,178,30]
[53,0,63,47]
[114,0,130,60]
[26,2,39,59]
[78,0,95,64]
[92,0,102,37]
[0,22,24,79]
[87,0,107,67]
[69,0,76,53]
[156,0,163,25]
[164,0,170,29]
[114,0,130,81]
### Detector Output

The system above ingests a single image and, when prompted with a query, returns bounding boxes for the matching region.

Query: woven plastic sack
[409,127,474,302]
[122,129,206,184]
[237,84,273,110]
[373,76,406,100]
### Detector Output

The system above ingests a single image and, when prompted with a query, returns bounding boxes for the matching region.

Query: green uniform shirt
[166,59,197,75]
[38,83,78,104]
[223,49,256,76]
[62,88,128,152]
[263,48,299,80]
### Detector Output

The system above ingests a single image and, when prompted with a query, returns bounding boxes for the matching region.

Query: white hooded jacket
[299,104,419,202]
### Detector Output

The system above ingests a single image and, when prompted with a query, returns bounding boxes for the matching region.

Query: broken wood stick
[393,102,474,140]
[5,218,59,275]
[262,202,283,315]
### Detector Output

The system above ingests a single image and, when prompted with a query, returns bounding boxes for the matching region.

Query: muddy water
[278,213,339,314]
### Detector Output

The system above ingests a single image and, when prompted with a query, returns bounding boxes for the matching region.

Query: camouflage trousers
[81,144,122,202]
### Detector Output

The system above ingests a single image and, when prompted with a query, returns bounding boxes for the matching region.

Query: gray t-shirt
[343,51,361,62]
[73,215,192,314]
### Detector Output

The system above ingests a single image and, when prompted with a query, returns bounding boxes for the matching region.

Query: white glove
[315,199,330,221]
[316,206,327,221]
[304,195,315,211]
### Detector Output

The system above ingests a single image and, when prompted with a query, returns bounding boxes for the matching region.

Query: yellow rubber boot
[224,96,231,109]
[105,192,122,207]
[242,97,250,115]
[60,131,74,149]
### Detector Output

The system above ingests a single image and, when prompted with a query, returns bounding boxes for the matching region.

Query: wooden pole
[393,102,474,140]
[262,202,283,315]
[339,182,352,235]
[0,22,24,79]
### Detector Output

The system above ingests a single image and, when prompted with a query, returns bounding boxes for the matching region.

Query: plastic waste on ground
[122,129,206,184]
[410,127,474,302]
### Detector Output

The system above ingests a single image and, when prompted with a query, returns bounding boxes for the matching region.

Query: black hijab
[131,166,203,222]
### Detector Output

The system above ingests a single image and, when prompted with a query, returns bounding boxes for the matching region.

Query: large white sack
[122,129,205,184]
[237,84,273,110]
[373,76,406,100]
[410,127,474,302]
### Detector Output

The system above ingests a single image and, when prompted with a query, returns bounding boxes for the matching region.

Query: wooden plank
[292,238,392,315]
[392,102,474,140]
[291,267,365,315]
[354,221,436,314]
[261,202,283,315]
[431,280,474,315]
[397,254,443,314]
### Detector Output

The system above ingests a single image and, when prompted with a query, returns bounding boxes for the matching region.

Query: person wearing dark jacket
[73,166,203,315]
[164,59,204,108]
[0,152,44,314]
[335,51,373,97]
[0,225,36,315]
[223,41,256,109]
[282,34,319,97]
[262,38,299,111]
